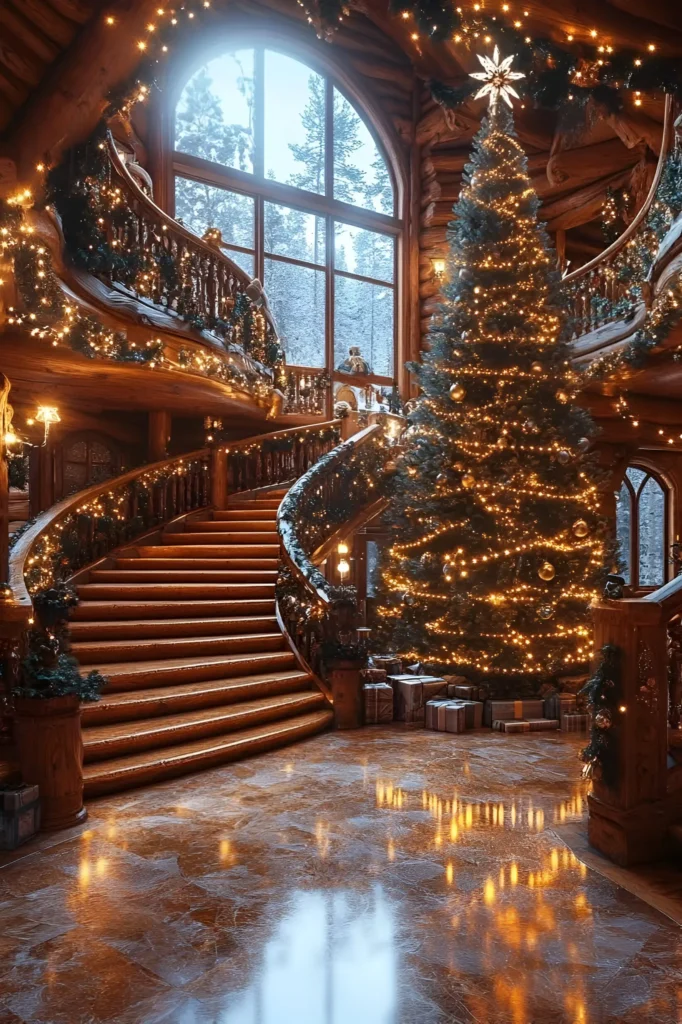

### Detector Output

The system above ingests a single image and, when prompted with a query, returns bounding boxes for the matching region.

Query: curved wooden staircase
[67,490,332,797]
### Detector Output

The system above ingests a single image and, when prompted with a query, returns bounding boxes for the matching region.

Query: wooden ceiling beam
[544,169,633,230]
[0,29,44,89]
[0,6,60,65]
[14,0,76,48]
[519,0,682,54]
[43,0,91,24]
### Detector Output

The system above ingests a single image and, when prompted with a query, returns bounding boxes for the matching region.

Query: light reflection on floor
[1,728,680,1024]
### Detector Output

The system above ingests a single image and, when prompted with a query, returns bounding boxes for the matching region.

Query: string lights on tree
[376,50,613,679]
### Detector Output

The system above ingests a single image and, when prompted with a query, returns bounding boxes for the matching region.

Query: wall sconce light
[432,258,447,283]
[337,541,350,581]
[35,405,60,444]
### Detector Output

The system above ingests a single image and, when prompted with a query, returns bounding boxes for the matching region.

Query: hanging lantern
[538,561,556,581]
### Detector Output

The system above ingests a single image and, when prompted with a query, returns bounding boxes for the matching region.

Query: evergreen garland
[580,643,622,787]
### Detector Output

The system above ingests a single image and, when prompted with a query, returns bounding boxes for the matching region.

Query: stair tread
[115,558,278,569]
[83,691,324,745]
[71,599,275,620]
[83,710,332,789]
[85,668,312,712]
[90,649,296,677]
[70,615,278,639]
[166,532,278,541]
[72,631,285,658]
[90,570,278,581]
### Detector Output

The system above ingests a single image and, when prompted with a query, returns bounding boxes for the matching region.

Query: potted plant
[12,584,106,830]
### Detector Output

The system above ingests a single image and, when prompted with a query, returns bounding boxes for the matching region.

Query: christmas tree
[378,50,610,681]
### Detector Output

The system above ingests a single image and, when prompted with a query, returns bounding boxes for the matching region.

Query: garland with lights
[376,61,615,681]
[580,643,622,787]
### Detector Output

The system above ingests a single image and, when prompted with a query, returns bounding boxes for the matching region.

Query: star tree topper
[470,46,525,109]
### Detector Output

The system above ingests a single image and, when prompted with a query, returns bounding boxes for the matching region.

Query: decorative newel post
[210,446,228,510]
[587,599,670,865]
[324,595,367,729]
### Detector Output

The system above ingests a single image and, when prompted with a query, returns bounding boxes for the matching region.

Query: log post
[588,599,671,865]
[210,446,228,510]
[0,374,10,581]
[147,410,171,461]
[326,658,365,729]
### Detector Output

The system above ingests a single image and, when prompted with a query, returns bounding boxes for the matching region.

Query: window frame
[168,32,403,385]
[617,464,671,591]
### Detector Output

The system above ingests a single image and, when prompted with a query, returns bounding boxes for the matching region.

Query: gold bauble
[531,362,543,374]
[449,382,466,402]
[556,390,569,404]
[572,519,589,538]
[461,472,475,489]
[538,561,556,581]
[385,460,398,474]
[496,435,508,449]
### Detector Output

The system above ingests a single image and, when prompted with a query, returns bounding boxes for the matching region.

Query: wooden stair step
[69,615,278,642]
[190,520,277,533]
[72,631,285,666]
[77,582,275,601]
[90,569,278,583]
[213,509,277,521]
[115,557,279,570]
[156,540,279,555]
[166,531,279,544]
[70,598,275,621]
[81,669,313,725]
[83,709,333,797]
[226,500,281,510]
[89,649,297,692]
[83,691,326,763]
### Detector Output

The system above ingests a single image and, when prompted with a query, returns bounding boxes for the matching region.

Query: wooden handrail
[221,420,341,455]
[564,94,675,287]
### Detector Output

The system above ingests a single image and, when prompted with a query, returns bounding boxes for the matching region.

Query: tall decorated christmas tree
[378,49,610,682]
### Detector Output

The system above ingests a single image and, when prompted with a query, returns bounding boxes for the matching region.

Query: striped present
[544,693,577,720]
[484,700,544,726]
[425,699,452,730]
[527,719,559,732]
[561,712,590,732]
[445,703,467,733]
[364,683,393,724]
[493,719,531,734]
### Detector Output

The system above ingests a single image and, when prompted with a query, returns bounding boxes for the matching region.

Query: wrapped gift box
[425,698,452,730]
[361,668,388,684]
[493,719,531,734]
[445,703,467,733]
[390,676,447,723]
[0,785,40,850]
[372,656,403,675]
[561,712,590,732]
[528,718,559,732]
[364,683,393,724]
[544,693,577,721]
[484,699,544,726]
[460,700,484,729]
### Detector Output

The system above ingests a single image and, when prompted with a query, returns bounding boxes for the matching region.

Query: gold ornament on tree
[572,519,589,538]
[449,382,466,402]
[461,472,476,489]
[538,561,556,581]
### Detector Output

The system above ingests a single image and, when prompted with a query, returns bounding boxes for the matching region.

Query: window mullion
[326,211,335,387]
[254,47,265,181]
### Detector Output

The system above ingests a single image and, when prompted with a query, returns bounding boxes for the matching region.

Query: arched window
[616,466,669,589]
[172,45,399,379]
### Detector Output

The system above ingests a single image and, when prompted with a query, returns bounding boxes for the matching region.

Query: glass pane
[638,476,665,586]
[616,482,632,585]
[626,466,647,493]
[366,540,379,598]
[175,50,255,173]
[175,178,254,251]
[264,258,325,367]
[334,276,394,377]
[264,203,326,265]
[225,249,254,277]
[264,51,325,194]
[333,88,393,214]
[334,223,394,282]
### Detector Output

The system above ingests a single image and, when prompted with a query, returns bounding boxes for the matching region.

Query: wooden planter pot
[13,695,87,831]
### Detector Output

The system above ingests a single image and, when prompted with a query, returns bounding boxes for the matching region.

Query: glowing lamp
[432,258,447,282]
[35,405,60,444]
[337,541,349,556]
[337,558,350,579]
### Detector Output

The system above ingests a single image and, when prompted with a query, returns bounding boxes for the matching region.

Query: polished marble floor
[1,727,681,1024]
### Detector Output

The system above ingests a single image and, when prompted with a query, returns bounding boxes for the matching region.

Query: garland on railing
[45,128,284,371]
[580,643,622,787]
[21,454,209,595]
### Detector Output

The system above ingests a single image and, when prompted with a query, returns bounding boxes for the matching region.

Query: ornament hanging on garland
[557,450,571,465]
[538,561,556,581]
[531,362,543,374]
[461,472,476,489]
[572,519,590,538]
[449,382,466,402]
[580,644,622,787]
[537,605,555,620]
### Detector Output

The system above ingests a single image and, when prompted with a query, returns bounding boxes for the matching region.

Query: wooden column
[327,658,365,729]
[148,410,171,461]
[588,598,672,865]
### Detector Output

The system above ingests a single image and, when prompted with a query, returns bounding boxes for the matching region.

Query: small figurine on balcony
[337,346,372,375]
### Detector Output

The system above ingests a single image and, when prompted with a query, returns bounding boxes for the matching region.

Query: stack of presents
[362,657,590,735]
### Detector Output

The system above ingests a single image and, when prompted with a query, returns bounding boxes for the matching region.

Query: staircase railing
[588,567,682,864]
[1,420,342,740]
[276,420,396,675]
[564,94,675,343]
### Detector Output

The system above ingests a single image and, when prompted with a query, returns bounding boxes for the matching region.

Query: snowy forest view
[616,467,666,587]
[174,48,396,374]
